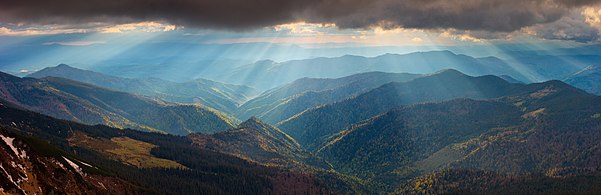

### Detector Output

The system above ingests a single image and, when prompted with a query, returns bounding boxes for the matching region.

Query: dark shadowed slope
[28,64,259,113]
[318,99,524,181]
[319,78,601,192]
[0,100,336,194]
[0,72,234,135]
[430,86,601,194]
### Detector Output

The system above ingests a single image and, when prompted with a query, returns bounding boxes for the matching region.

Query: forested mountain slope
[0,72,235,135]
[318,78,601,192]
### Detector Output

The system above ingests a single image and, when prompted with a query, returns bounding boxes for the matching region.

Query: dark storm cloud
[529,9,601,43]
[0,0,600,32]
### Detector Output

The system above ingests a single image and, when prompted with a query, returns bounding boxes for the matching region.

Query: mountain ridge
[225,50,528,90]
[237,71,421,124]
[189,116,330,169]
[0,71,235,135]
[28,64,259,113]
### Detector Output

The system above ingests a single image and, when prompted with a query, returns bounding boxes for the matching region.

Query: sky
[1,0,601,75]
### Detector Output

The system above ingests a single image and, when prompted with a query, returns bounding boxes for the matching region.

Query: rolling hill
[28,64,259,113]
[0,72,235,135]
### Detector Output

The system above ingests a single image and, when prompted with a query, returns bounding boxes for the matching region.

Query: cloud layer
[527,9,601,42]
[1,0,600,32]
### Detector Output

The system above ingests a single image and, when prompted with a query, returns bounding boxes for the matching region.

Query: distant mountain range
[207,50,599,91]
[236,71,421,124]
[23,50,601,95]
[28,64,259,114]
[6,46,600,90]
[48,50,540,90]
[221,51,529,90]
[0,72,235,135]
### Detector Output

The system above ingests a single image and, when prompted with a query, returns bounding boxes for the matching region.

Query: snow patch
[62,156,84,176]
[98,182,107,190]
[0,163,25,194]
[0,135,19,157]
[0,163,15,184]
[10,161,25,173]
[0,134,26,159]
[78,160,93,168]
[55,159,67,170]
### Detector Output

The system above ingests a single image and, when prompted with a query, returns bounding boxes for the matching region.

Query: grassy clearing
[69,132,185,169]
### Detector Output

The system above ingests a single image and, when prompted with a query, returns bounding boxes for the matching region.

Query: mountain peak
[189,116,317,168]
[538,80,586,94]
[431,69,466,77]
[236,117,299,146]
[27,64,87,79]
[56,64,72,68]
[246,116,262,123]
[238,116,267,129]
[51,64,79,71]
